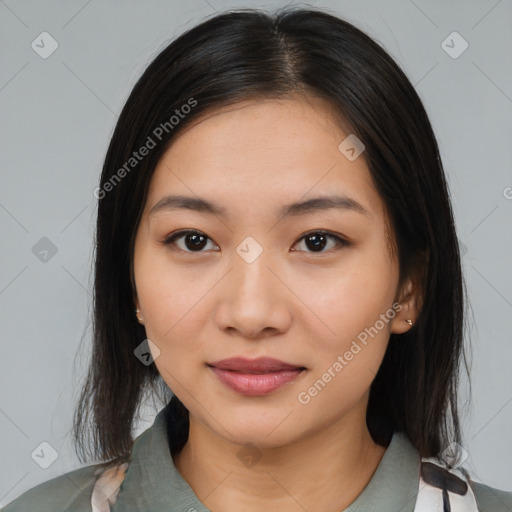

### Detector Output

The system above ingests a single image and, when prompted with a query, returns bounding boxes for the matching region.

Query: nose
[214,248,293,340]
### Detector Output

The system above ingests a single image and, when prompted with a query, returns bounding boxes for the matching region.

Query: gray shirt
[2,406,511,511]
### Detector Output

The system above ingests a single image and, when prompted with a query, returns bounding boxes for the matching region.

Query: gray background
[1,0,511,506]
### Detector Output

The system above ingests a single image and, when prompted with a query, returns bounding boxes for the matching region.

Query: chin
[219,422,300,450]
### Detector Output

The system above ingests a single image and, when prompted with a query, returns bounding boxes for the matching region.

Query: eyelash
[162,229,350,255]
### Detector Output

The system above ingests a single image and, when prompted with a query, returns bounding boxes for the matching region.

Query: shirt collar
[114,406,421,511]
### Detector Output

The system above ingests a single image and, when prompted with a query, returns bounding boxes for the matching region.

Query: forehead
[144,97,382,220]
[166,96,353,156]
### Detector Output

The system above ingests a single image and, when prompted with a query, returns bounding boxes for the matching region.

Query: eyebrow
[148,193,370,219]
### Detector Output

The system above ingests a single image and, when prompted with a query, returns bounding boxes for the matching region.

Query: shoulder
[1,463,107,512]
[469,479,512,512]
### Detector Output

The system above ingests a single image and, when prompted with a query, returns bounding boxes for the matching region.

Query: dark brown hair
[73,5,472,468]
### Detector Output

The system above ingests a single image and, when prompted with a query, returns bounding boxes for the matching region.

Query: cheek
[296,255,397,354]
[134,258,212,373]
[135,245,192,330]
[293,265,397,405]
[298,297,392,413]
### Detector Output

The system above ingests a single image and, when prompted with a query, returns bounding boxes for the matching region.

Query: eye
[162,229,350,254]
[292,230,350,253]
[162,229,217,253]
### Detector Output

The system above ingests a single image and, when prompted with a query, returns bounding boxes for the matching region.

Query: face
[133,96,415,449]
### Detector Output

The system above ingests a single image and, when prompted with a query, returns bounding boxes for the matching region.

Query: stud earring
[135,308,143,323]
[404,319,413,326]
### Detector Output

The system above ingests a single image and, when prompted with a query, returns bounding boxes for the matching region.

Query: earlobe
[391,309,415,334]
[391,279,418,334]
[133,296,144,324]
[390,310,415,334]
[134,308,144,324]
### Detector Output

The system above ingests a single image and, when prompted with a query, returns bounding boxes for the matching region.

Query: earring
[135,308,143,323]
[404,319,413,326]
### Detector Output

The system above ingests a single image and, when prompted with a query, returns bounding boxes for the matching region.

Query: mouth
[206,357,307,396]
[207,356,306,373]
[214,369,305,374]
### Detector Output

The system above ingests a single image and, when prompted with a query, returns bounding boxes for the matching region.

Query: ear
[390,277,420,334]
[133,294,144,324]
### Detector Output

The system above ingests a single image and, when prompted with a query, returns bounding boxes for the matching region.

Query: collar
[113,406,421,511]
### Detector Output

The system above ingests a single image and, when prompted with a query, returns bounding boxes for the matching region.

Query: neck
[173,405,388,512]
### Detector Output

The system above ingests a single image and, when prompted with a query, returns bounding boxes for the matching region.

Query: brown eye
[163,230,217,253]
[292,231,349,253]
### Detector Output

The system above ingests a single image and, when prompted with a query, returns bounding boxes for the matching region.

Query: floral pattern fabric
[91,462,129,512]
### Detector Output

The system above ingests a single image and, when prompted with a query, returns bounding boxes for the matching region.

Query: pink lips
[207,357,306,396]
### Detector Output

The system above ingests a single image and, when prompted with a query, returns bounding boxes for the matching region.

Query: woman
[3,6,511,512]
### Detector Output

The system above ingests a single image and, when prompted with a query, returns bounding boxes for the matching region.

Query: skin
[133,96,420,512]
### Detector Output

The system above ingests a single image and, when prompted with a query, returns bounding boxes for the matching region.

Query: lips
[207,356,305,373]
[207,357,306,396]
[207,357,307,395]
